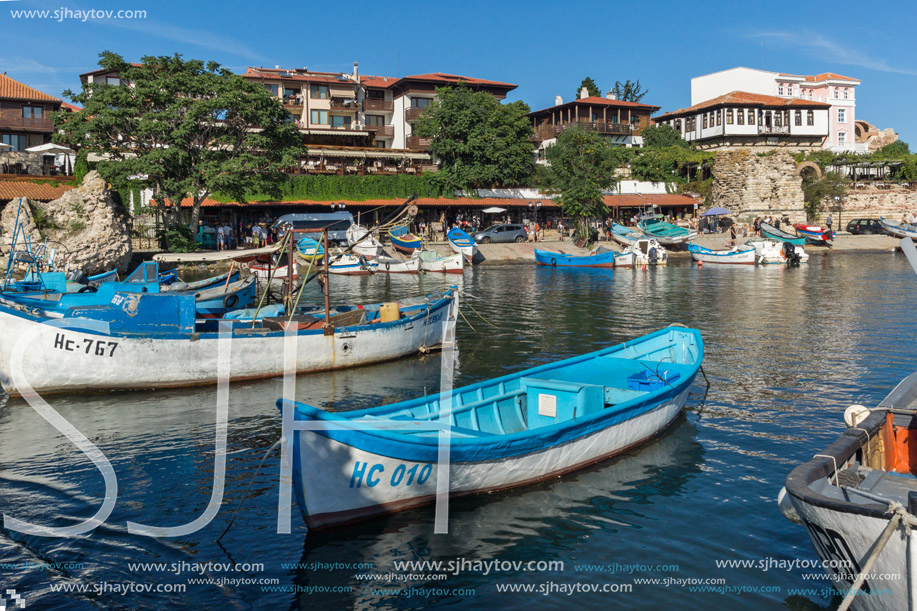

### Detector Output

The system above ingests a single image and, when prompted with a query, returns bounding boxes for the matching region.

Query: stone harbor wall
[711,150,807,223]
[0,151,43,175]
[839,186,917,222]
[0,171,133,275]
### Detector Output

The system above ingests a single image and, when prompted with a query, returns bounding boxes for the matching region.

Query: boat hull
[534,248,615,268]
[638,221,697,246]
[447,229,478,262]
[688,245,757,264]
[328,255,377,275]
[880,217,917,241]
[0,295,451,396]
[293,387,689,529]
[609,223,641,247]
[414,252,464,274]
[375,257,421,274]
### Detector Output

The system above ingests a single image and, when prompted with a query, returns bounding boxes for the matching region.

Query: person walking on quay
[557,220,564,241]
[825,213,833,234]
[753,216,761,237]
[729,223,737,247]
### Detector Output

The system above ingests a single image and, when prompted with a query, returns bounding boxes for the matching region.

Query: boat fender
[385,262,391,271]
[223,293,240,310]
[77,285,97,293]
[777,487,801,524]
[844,404,870,427]
[550,258,556,267]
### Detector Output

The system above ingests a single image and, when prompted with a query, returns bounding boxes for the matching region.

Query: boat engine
[66,270,89,285]
[648,247,658,264]
[782,242,801,267]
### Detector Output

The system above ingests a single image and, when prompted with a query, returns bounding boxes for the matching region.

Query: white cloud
[750,30,917,76]
[99,18,268,63]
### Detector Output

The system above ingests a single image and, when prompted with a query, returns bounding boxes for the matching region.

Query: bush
[158,224,197,252]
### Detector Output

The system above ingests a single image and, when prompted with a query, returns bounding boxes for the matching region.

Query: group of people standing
[209,219,276,251]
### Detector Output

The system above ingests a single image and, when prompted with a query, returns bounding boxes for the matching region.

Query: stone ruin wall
[711,150,806,223]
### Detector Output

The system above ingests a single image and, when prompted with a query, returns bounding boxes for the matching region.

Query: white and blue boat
[534,248,616,268]
[388,225,423,254]
[447,228,478,262]
[638,218,697,246]
[880,217,917,242]
[282,326,703,529]
[608,222,645,247]
[688,243,757,265]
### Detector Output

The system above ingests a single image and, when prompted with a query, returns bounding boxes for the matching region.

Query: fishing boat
[0,287,455,397]
[247,256,299,281]
[760,221,807,246]
[778,372,917,611]
[879,217,917,241]
[688,243,757,264]
[296,236,325,262]
[637,218,697,246]
[608,222,645,247]
[374,255,421,274]
[282,326,703,529]
[346,224,384,259]
[589,245,636,268]
[745,238,808,265]
[534,247,616,268]
[388,225,423,254]
[412,250,464,274]
[447,228,478,262]
[628,238,668,266]
[793,223,834,245]
[327,254,378,276]
[189,276,257,317]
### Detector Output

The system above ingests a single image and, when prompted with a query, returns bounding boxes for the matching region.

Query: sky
[2,0,915,143]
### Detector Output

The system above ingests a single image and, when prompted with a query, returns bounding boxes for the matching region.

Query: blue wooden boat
[281,326,703,529]
[638,218,697,246]
[388,225,422,254]
[296,237,325,262]
[608,222,644,247]
[534,247,616,268]
[759,221,807,246]
[447,227,478,261]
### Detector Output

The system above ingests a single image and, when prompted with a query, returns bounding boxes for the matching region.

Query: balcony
[364,98,394,112]
[0,117,54,133]
[405,135,432,150]
[282,96,304,107]
[533,122,633,141]
[405,107,430,122]
[757,125,791,135]
[330,98,360,111]
[365,124,394,138]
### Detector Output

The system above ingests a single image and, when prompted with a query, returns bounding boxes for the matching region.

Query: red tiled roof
[805,72,859,82]
[401,73,516,89]
[530,96,661,116]
[655,90,830,120]
[153,193,699,210]
[0,74,60,103]
[361,75,399,89]
[60,102,82,112]
[0,180,74,202]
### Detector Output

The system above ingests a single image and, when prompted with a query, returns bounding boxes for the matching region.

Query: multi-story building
[0,73,62,153]
[653,91,830,150]
[690,67,862,152]
[527,90,660,162]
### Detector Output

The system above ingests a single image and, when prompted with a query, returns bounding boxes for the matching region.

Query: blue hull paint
[534,248,616,267]
[389,226,422,252]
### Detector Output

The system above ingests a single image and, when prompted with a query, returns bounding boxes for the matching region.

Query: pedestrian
[252,224,262,248]
[825,213,833,233]
[729,223,737,247]
[216,225,225,251]
[774,217,781,230]
[754,216,761,237]
[557,220,564,241]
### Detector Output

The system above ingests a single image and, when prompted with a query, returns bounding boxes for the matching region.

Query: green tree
[55,51,305,235]
[641,124,689,149]
[612,79,648,103]
[544,125,619,238]
[413,86,535,191]
[576,77,601,100]
[801,170,849,221]
[876,140,910,158]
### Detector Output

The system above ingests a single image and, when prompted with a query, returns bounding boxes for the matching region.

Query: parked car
[845,218,884,235]
[473,224,528,244]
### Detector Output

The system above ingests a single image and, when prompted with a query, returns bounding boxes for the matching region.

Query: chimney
[353,61,359,82]
[275,65,280,70]
[555,95,563,105]
[606,90,616,100]
[580,87,589,100]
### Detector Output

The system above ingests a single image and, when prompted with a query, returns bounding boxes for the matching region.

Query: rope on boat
[250,232,291,326]
[837,509,904,611]
[287,231,322,322]
[459,308,477,332]
[215,439,282,544]
[813,454,840,487]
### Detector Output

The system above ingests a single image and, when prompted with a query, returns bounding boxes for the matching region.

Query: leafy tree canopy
[642,124,689,149]
[55,51,305,232]
[802,171,849,221]
[576,77,601,100]
[613,79,648,103]
[413,86,535,192]
[875,140,910,158]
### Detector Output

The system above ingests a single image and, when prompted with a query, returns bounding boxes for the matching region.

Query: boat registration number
[53,333,119,357]
[349,461,433,488]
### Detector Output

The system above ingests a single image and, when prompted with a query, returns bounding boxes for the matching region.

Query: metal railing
[364,98,394,111]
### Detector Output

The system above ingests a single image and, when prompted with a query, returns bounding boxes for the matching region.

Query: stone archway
[795,161,822,179]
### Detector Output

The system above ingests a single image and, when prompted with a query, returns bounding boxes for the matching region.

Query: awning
[25,143,75,155]
[298,129,369,136]
[308,147,430,160]
[482,207,507,213]
[153,244,281,263]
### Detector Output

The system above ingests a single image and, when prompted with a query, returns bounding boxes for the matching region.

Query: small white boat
[447,228,478,262]
[412,250,464,274]
[745,238,809,265]
[328,254,378,276]
[347,224,384,259]
[779,372,917,611]
[375,255,421,274]
[880,217,917,242]
[590,245,636,268]
[628,238,668,266]
[246,257,300,280]
[688,243,756,265]
[608,222,645,247]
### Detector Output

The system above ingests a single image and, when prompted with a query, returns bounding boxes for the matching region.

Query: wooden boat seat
[354,415,494,438]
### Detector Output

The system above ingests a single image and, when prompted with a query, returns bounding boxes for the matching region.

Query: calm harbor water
[1,252,915,609]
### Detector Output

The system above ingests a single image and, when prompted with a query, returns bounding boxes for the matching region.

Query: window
[373,141,387,148]
[283,88,300,99]
[716,110,721,126]
[1,133,27,151]
[365,114,385,126]
[838,108,846,123]
[703,114,708,129]
[106,77,120,86]
[310,84,329,99]
[367,89,385,100]
[725,109,733,124]
[794,110,802,126]
[412,97,433,109]
[774,111,782,127]
[748,109,755,125]
[778,84,784,96]
[843,88,848,99]
[21,106,43,119]
[331,115,351,128]
[310,109,328,125]
[807,110,814,126]
[838,132,846,144]
[610,115,619,124]
[674,119,681,131]
[808,89,813,100]
[833,87,839,99]
[737,109,744,125]
[264,84,279,96]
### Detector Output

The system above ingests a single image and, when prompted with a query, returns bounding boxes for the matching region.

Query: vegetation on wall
[211,173,449,203]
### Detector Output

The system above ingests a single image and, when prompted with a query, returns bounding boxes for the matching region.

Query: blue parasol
[701,207,731,217]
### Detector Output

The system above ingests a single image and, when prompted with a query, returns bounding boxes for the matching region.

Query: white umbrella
[25,143,75,154]
[0,142,11,149]
[482,207,507,214]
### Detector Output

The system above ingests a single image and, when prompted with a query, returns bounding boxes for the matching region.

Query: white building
[691,67,863,152]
